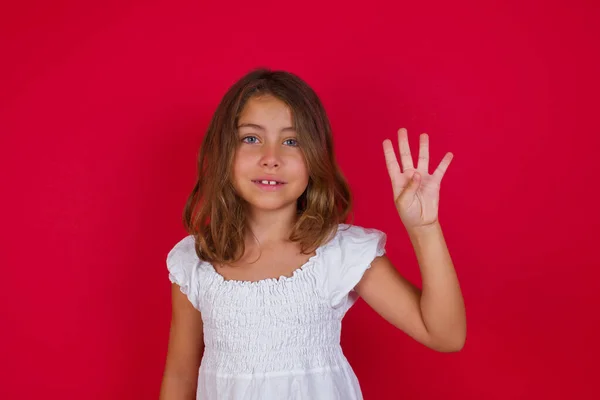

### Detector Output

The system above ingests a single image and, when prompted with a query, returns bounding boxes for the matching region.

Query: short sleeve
[326,225,387,311]
[166,235,201,310]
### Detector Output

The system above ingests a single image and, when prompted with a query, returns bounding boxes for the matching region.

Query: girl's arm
[355,221,466,352]
[160,284,204,399]
[359,128,465,352]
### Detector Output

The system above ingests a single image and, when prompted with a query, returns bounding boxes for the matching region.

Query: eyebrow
[237,123,296,133]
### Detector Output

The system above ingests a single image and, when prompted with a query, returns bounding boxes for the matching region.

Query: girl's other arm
[159,284,204,400]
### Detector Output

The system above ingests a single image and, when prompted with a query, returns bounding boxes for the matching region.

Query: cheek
[291,155,309,181]
[231,154,247,188]
[232,151,250,173]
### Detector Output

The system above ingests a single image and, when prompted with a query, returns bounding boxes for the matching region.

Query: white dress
[166,223,387,400]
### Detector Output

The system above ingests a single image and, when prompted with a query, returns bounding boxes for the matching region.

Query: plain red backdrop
[1,0,599,399]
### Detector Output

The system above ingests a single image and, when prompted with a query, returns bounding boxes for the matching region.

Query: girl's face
[232,95,309,214]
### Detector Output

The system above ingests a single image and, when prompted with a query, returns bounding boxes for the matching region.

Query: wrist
[406,220,441,239]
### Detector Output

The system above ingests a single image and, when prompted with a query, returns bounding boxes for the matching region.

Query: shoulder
[166,235,201,272]
[334,223,387,250]
[166,235,204,311]
[336,223,386,236]
[319,223,388,310]
[167,235,198,260]
[321,223,387,268]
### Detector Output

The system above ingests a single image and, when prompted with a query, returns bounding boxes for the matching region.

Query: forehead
[238,95,293,126]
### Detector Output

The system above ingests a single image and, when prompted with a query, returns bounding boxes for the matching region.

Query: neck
[244,206,298,247]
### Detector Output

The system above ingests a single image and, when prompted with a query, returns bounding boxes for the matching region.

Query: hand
[383,128,453,230]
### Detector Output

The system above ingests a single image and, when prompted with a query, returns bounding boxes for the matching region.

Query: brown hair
[182,68,353,264]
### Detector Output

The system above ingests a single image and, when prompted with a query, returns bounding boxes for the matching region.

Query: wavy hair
[182,68,353,264]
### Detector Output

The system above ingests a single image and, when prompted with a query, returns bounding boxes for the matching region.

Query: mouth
[252,179,286,186]
[252,179,287,191]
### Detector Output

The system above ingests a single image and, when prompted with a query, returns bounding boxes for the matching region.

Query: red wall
[2,1,598,399]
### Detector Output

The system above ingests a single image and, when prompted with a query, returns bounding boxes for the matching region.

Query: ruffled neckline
[202,227,342,287]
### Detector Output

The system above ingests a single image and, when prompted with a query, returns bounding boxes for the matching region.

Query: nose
[260,144,281,168]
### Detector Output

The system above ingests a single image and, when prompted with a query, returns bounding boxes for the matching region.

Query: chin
[246,197,297,212]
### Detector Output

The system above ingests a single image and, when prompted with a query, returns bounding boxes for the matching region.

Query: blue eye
[242,136,258,144]
[241,136,299,147]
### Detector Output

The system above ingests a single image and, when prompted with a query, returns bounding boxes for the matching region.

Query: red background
[2,1,599,399]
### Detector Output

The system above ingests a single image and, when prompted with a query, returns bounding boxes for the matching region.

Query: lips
[252,181,286,186]
[252,179,286,191]
[252,177,287,184]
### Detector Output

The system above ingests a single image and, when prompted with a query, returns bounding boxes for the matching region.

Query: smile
[252,180,286,191]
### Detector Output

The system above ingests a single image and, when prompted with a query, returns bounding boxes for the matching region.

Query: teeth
[259,180,278,185]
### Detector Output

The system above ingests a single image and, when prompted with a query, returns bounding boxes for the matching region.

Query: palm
[383,128,453,229]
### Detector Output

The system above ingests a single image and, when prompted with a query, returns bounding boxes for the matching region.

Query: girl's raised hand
[382,128,453,230]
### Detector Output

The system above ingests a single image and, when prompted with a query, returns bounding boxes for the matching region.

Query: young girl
[160,68,466,400]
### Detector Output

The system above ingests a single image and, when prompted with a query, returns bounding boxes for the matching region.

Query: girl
[160,68,466,400]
